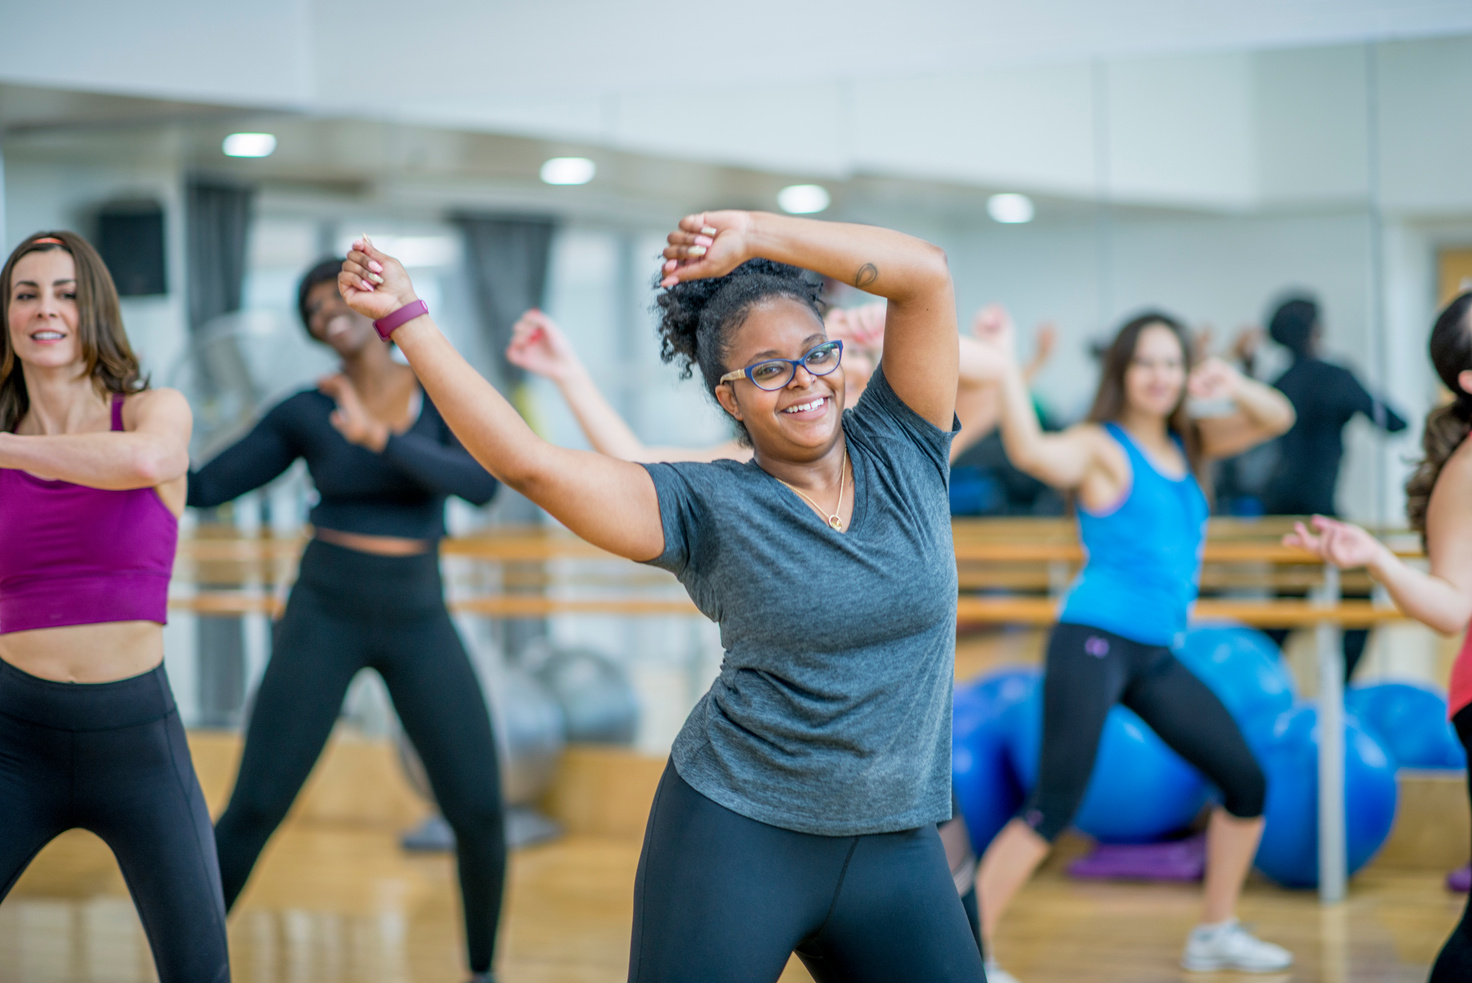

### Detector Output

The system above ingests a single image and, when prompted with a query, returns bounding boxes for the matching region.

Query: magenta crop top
[0,394,178,634]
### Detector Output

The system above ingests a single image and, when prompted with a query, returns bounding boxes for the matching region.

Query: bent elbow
[134,445,188,487]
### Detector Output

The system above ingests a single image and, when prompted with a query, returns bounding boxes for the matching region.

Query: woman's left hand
[1187,357,1243,402]
[659,211,752,287]
[1283,515,1388,571]
[340,238,418,321]
[319,374,389,452]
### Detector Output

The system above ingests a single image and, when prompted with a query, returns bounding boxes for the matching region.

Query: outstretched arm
[0,388,190,490]
[661,211,957,430]
[340,243,665,561]
[506,309,750,464]
[1284,450,1472,635]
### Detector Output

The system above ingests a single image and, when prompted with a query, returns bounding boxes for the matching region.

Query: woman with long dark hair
[969,307,1295,981]
[187,258,504,983]
[0,231,228,982]
[1286,292,1472,983]
[339,211,986,981]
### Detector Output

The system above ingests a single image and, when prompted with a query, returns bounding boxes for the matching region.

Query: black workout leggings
[214,539,505,974]
[0,660,229,983]
[629,763,987,983]
[1431,705,1472,982]
[1022,622,1267,843]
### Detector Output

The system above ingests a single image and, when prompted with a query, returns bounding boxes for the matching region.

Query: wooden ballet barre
[170,591,1406,629]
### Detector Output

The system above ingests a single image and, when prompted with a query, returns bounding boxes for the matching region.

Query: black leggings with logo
[212,539,505,975]
[629,763,986,983]
[1022,622,1267,842]
[0,660,229,983]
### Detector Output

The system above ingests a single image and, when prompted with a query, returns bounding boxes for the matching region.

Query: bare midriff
[0,621,163,684]
[314,527,433,556]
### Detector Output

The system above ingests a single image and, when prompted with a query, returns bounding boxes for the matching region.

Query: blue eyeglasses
[718,340,844,391]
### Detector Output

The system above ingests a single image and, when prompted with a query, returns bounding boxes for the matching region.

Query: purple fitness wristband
[373,299,429,341]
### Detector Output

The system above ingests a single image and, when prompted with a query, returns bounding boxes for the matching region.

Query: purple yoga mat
[1068,834,1207,882]
[1449,864,1470,893]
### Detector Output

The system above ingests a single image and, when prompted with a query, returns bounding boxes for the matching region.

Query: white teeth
[31,331,64,341]
[783,398,826,414]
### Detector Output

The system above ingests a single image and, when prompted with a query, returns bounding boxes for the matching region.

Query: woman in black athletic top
[340,212,983,982]
[188,259,504,983]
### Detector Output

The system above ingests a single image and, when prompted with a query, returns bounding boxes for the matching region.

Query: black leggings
[1022,623,1266,842]
[629,763,986,983]
[1431,705,1472,982]
[0,660,229,983]
[214,539,505,974]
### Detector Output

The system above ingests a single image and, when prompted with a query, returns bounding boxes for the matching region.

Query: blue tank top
[1059,422,1208,647]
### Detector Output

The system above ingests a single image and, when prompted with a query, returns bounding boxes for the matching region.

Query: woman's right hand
[659,211,753,287]
[506,310,582,381]
[340,238,419,321]
[1283,515,1389,571]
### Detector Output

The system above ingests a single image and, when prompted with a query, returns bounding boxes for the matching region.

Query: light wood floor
[1,815,1464,983]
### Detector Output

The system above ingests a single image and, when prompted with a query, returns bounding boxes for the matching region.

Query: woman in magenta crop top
[1287,291,1472,983]
[0,231,229,982]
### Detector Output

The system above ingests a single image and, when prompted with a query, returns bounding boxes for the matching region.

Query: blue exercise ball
[952,668,1038,854]
[1346,682,1466,770]
[1252,702,1399,888]
[1002,684,1208,844]
[1177,623,1296,731]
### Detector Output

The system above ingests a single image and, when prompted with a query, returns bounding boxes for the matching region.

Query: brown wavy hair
[1405,292,1472,545]
[1086,310,1206,482]
[0,231,146,433]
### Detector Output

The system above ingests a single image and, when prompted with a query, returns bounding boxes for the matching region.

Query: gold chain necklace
[777,450,848,531]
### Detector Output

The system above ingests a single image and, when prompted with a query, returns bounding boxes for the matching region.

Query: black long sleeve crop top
[187,388,498,540]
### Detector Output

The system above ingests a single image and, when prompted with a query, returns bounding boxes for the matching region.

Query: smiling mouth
[30,330,66,342]
[782,396,829,415]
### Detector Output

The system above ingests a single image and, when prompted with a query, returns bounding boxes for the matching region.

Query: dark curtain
[186,178,255,727]
[454,214,557,660]
[454,214,556,389]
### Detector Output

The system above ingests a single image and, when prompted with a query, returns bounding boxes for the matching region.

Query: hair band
[30,237,66,246]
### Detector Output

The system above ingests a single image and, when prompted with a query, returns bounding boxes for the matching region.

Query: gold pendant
[828,515,844,531]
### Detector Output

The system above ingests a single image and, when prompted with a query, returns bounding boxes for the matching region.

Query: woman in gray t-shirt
[339,210,983,983]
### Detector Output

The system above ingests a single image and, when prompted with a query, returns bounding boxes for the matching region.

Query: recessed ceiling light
[540,157,596,185]
[777,184,831,215]
[987,193,1035,224]
[222,133,277,158]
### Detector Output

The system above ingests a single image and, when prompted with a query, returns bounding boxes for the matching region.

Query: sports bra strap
[110,393,125,432]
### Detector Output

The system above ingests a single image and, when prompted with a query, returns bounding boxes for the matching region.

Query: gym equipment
[1252,702,1398,888]
[1067,833,1206,881]
[952,667,1037,854]
[1346,681,1466,770]
[1176,623,1295,730]
[522,644,640,745]
[1003,686,1208,844]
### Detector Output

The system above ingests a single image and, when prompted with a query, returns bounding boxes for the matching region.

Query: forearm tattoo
[853,263,878,289]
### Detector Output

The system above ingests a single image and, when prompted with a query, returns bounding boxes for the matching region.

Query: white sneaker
[1181,920,1294,972]
[984,960,1022,983]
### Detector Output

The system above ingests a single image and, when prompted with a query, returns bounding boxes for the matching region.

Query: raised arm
[969,305,1114,491]
[661,211,957,429]
[1189,358,1295,460]
[0,387,190,491]
[506,309,749,464]
[340,242,665,561]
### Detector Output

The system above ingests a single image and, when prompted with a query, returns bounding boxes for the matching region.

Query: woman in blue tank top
[969,309,1295,982]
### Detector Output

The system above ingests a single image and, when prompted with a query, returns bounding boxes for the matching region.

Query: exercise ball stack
[1250,702,1399,888]
[1346,681,1466,770]
[952,668,1035,854]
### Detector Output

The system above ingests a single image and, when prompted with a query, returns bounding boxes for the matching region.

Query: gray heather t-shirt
[641,365,959,836]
